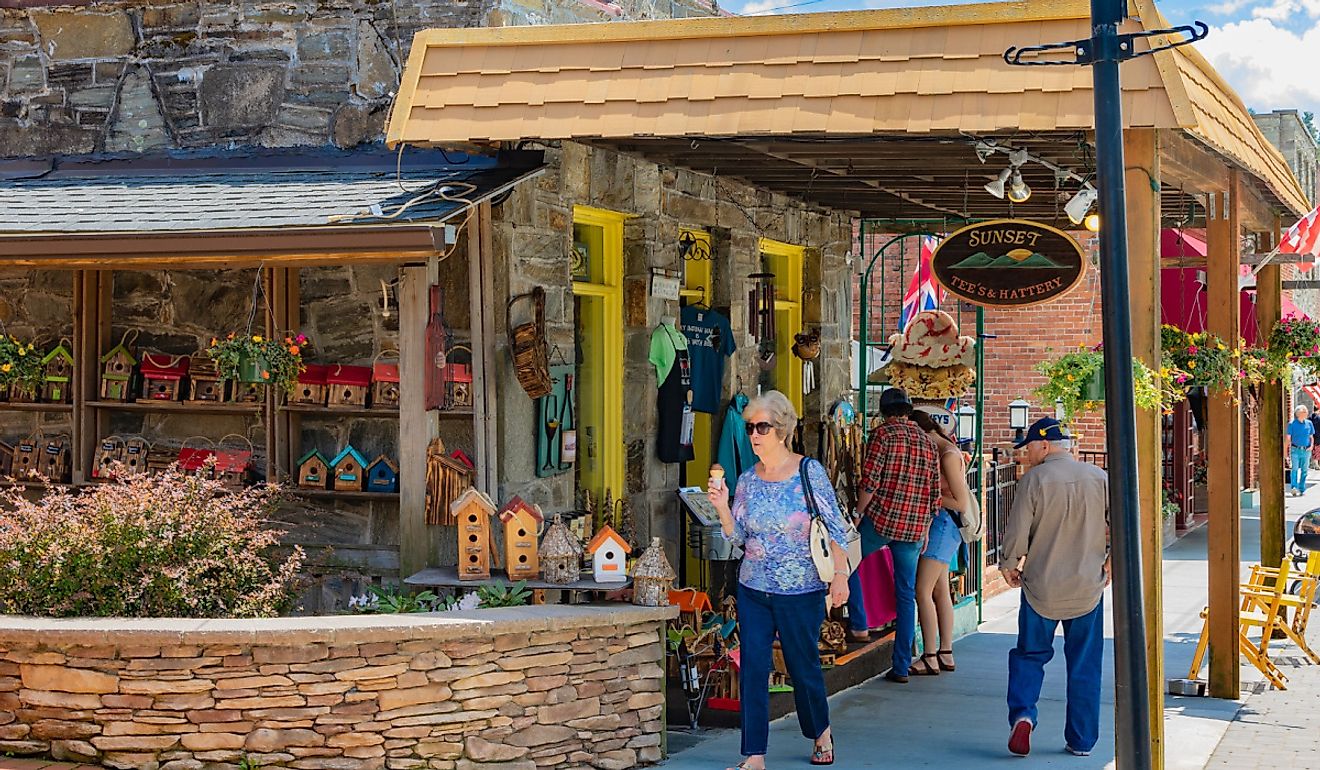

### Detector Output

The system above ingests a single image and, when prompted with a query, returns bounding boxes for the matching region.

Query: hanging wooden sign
[931,219,1087,308]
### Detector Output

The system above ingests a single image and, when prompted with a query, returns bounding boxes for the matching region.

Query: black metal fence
[981,450,1021,567]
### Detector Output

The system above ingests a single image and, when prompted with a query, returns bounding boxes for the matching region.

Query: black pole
[1089,1,1152,768]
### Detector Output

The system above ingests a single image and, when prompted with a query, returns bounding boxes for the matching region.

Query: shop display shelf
[0,402,74,413]
[289,488,400,502]
[278,405,473,418]
[88,400,263,416]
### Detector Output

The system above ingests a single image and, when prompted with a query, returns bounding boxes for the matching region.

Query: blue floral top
[725,458,851,595]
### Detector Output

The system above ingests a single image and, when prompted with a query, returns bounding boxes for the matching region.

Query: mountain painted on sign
[950,250,1065,268]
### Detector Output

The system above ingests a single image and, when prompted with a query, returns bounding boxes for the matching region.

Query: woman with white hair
[707,389,852,769]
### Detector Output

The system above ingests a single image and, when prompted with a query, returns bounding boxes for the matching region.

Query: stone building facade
[0,0,852,599]
[1253,110,1319,209]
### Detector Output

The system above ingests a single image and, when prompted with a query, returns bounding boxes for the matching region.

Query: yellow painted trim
[413,1,1092,49]
[572,205,626,502]
[680,227,713,308]
[760,238,805,414]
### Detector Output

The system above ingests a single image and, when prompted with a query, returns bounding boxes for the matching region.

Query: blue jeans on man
[860,523,922,677]
[1292,445,1311,494]
[1007,594,1104,754]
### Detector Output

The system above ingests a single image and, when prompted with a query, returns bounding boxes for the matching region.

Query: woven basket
[508,288,552,399]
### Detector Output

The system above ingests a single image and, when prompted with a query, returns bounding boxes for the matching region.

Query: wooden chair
[1244,551,1320,662]
[1188,558,1293,689]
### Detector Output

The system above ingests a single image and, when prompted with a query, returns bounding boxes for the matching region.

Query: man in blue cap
[1000,417,1110,758]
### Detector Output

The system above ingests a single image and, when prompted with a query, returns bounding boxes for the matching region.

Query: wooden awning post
[1205,172,1243,700]
[1126,128,1164,768]
[1257,222,1285,572]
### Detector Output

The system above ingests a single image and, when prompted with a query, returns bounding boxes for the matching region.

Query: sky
[725,0,1320,119]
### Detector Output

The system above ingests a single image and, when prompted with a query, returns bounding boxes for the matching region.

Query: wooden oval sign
[932,219,1087,307]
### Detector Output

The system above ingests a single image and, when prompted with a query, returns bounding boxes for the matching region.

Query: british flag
[898,235,945,330]
[1280,204,1320,270]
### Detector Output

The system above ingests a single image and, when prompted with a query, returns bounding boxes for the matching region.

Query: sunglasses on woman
[744,421,775,436]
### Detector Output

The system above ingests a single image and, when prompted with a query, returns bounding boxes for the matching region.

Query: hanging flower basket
[236,352,269,384]
[1035,347,1179,423]
[207,332,308,395]
[1268,317,1320,380]
[0,335,44,396]
[1161,326,1236,394]
[1080,368,1105,402]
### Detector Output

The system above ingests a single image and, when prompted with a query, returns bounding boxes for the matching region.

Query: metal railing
[982,450,1021,567]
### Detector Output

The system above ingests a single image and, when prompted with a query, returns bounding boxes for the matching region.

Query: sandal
[811,741,834,766]
[938,649,956,672]
[728,762,764,770]
[910,653,941,676]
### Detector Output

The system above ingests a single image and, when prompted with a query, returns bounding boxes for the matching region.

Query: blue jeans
[737,584,829,757]
[1292,446,1311,493]
[1007,594,1104,753]
[860,523,922,677]
[846,569,868,633]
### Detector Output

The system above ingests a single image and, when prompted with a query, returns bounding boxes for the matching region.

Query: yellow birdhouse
[498,496,544,581]
[451,487,497,581]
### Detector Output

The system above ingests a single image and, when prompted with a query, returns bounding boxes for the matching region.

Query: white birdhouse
[585,523,632,583]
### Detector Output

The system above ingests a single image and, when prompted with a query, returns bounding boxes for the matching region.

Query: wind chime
[792,328,821,396]
[748,272,776,342]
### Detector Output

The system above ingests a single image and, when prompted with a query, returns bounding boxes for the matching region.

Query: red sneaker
[1008,719,1032,757]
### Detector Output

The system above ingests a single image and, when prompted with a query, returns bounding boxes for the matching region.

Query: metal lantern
[1009,398,1031,443]
[956,404,976,444]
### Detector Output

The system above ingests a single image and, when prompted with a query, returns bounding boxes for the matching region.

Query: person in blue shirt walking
[1289,406,1315,497]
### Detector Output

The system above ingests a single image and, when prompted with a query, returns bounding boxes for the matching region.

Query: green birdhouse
[40,343,74,403]
[99,343,136,402]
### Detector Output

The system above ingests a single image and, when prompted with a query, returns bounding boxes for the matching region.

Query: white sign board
[914,403,956,437]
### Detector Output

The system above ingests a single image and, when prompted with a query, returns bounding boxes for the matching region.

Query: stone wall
[491,142,855,568]
[1252,110,1319,208]
[0,604,674,770]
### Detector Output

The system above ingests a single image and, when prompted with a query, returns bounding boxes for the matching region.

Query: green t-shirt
[649,322,689,384]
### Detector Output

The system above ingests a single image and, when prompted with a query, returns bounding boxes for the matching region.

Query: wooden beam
[1124,128,1164,766]
[471,201,500,496]
[1259,222,1285,572]
[1205,172,1242,700]
[1281,281,1320,290]
[398,266,431,582]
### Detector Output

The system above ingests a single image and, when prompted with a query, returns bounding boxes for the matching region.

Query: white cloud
[1196,17,1320,116]
[1207,0,1252,14]
[737,0,788,13]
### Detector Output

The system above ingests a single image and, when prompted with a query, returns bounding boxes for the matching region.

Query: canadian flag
[1280,204,1320,270]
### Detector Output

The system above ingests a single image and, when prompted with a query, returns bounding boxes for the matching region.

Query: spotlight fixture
[975,140,997,163]
[1007,170,1032,203]
[985,168,1012,199]
[1008,148,1030,167]
[1084,212,1101,232]
[1065,184,1099,225]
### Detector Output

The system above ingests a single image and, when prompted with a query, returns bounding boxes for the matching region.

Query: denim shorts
[922,509,962,565]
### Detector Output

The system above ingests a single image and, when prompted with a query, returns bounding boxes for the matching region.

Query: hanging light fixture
[1084,212,1101,232]
[1065,184,1099,225]
[1007,169,1032,203]
[975,140,997,163]
[985,167,1012,199]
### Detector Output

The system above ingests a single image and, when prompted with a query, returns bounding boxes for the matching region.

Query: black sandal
[938,649,956,672]
[811,740,834,766]
[911,653,941,676]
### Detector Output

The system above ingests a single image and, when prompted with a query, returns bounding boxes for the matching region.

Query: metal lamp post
[957,404,977,446]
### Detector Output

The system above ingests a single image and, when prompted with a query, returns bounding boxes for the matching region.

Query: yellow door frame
[680,226,715,587]
[760,237,805,414]
[571,205,626,502]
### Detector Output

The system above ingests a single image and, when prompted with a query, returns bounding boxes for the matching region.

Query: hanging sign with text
[931,219,1087,307]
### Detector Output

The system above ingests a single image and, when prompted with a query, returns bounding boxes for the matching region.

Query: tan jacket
[999,452,1109,620]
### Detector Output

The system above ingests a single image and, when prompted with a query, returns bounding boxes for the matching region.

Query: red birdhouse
[372,359,401,409]
[292,363,330,406]
[138,353,190,402]
[327,364,372,408]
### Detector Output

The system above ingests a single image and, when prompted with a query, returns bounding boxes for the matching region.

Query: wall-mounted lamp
[1009,398,1031,443]
[957,404,977,445]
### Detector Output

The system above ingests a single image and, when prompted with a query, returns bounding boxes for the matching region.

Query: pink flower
[1187,345,1199,355]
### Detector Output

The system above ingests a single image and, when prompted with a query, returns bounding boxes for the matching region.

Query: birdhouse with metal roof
[586,523,631,584]
[631,538,676,606]
[296,449,330,489]
[451,487,497,581]
[327,364,371,408]
[186,353,225,403]
[40,343,74,403]
[498,496,544,580]
[539,515,583,585]
[372,355,401,409]
[366,454,399,493]
[292,363,329,406]
[99,343,136,402]
[138,352,190,402]
[330,446,369,492]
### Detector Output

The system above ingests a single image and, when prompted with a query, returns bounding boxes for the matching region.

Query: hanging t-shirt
[652,324,695,463]
[649,321,688,385]
[680,305,736,414]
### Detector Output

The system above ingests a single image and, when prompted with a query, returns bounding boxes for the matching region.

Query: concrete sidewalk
[659,486,1320,770]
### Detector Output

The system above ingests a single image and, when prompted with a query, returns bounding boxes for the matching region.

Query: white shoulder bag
[802,458,862,583]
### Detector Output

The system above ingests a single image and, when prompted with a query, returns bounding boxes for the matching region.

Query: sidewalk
[660,485,1320,770]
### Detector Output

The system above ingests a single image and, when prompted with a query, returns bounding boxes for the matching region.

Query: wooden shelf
[0,402,74,413]
[88,400,263,415]
[289,488,399,502]
[280,404,401,418]
[0,479,77,490]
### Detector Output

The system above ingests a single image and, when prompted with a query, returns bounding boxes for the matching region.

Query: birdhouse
[231,381,264,404]
[40,344,74,403]
[186,354,226,403]
[99,343,136,401]
[451,487,497,581]
[330,446,369,492]
[586,524,632,583]
[12,435,39,479]
[0,440,12,477]
[40,436,69,483]
[372,358,400,409]
[296,449,330,489]
[327,365,371,408]
[366,455,399,494]
[138,353,190,402]
[540,516,583,585]
[122,437,150,476]
[214,445,254,488]
[92,435,124,480]
[443,346,474,410]
[498,496,544,581]
[177,442,216,476]
[631,538,676,606]
[145,448,175,476]
[292,363,329,406]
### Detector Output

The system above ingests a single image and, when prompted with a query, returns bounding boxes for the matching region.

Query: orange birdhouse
[451,487,497,581]
[498,496,544,581]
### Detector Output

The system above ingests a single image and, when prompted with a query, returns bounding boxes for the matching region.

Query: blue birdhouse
[366,454,399,494]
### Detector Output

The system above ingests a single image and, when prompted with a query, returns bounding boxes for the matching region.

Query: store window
[571,206,626,503]
[759,238,805,414]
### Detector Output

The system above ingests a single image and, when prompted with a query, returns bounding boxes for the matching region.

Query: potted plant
[1162,485,1180,541]
[0,335,45,400]
[1035,347,1176,423]
[1268,316,1320,379]
[207,332,308,395]
[1161,325,1237,394]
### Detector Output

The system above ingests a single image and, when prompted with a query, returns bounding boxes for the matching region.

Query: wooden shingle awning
[387,0,1308,224]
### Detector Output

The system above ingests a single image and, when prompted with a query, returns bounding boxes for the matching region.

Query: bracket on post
[1003,21,1208,67]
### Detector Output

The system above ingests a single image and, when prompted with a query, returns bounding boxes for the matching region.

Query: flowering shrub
[207,332,308,394]
[0,335,44,391]
[0,465,304,618]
